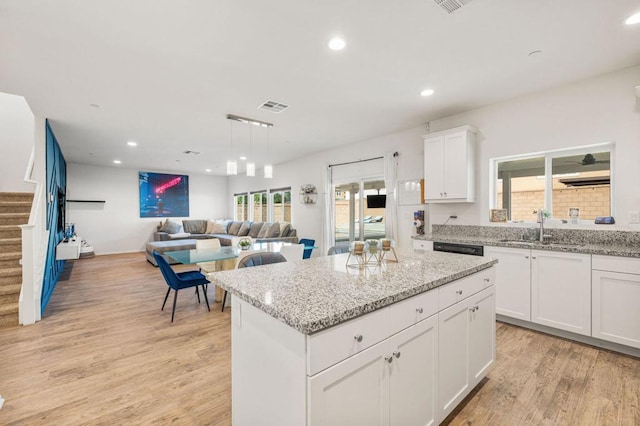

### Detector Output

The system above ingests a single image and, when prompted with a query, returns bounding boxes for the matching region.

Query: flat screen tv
[367,194,386,209]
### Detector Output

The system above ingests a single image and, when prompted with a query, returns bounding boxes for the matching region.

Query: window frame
[234,193,249,221]
[249,190,268,222]
[269,187,291,223]
[489,142,615,222]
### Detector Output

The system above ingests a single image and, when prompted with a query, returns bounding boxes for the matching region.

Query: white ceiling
[1,0,639,175]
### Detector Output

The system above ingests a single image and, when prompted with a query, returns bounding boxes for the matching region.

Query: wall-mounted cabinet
[424,126,476,203]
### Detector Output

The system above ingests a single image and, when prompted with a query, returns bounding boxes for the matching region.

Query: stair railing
[19,147,45,325]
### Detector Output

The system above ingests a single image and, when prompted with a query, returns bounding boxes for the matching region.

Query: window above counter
[490,142,614,223]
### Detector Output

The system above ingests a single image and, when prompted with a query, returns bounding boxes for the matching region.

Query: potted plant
[238,238,252,250]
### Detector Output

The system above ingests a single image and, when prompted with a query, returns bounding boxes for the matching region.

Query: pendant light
[246,125,255,177]
[264,126,273,179]
[226,119,237,175]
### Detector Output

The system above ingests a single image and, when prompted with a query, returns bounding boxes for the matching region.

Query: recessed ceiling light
[239,156,247,161]
[127,141,137,147]
[113,160,122,164]
[420,89,435,97]
[205,168,212,172]
[625,12,640,25]
[328,37,346,51]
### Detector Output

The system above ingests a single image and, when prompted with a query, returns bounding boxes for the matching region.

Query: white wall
[228,126,427,254]
[427,65,640,230]
[67,163,229,254]
[0,92,35,192]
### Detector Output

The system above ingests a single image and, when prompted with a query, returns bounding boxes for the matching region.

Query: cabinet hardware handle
[456,290,463,295]
[475,305,480,311]
[484,278,490,282]
[393,351,401,359]
[469,307,476,312]
[444,192,447,197]
[385,356,393,364]
[416,307,424,314]
[354,334,363,342]
[532,256,537,259]
[440,192,443,197]
[525,256,529,259]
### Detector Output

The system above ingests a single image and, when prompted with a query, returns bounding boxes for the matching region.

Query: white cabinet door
[437,299,470,421]
[531,250,591,336]
[468,286,496,388]
[442,132,468,200]
[423,127,476,203]
[413,239,433,251]
[308,341,389,426]
[388,315,438,426]
[424,135,445,201]
[592,270,640,349]
[485,246,531,321]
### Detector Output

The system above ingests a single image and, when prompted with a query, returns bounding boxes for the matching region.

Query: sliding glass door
[334,179,386,243]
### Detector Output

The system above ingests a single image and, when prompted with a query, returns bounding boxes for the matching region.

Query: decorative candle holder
[346,241,367,268]
[365,239,382,265]
[379,238,398,262]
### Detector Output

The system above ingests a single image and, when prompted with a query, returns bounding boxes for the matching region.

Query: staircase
[0,192,32,328]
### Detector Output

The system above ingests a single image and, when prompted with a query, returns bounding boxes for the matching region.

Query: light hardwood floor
[1,253,639,425]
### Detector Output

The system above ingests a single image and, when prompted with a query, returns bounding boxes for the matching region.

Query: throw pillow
[183,220,206,234]
[210,222,226,234]
[228,221,243,235]
[248,222,263,238]
[267,222,281,238]
[164,220,184,234]
[278,222,291,238]
[205,219,215,234]
[257,222,272,239]
[237,221,251,236]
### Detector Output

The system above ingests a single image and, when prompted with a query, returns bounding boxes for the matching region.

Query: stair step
[0,252,21,269]
[0,283,21,296]
[0,192,33,202]
[0,201,32,214]
[0,238,22,253]
[0,303,18,315]
[0,267,22,278]
[0,213,29,226]
[0,225,21,239]
[0,292,20,305]
[0,312,19,328]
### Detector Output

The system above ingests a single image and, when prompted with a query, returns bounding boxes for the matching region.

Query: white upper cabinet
[424,126,477,203]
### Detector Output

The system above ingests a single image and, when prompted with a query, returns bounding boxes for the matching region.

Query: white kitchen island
[214,250,498,426]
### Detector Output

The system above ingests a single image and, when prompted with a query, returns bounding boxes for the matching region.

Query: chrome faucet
[537,208,545,242]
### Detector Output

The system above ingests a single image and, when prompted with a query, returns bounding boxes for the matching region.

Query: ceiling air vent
[258,100,289,114]
[433,0,474,14]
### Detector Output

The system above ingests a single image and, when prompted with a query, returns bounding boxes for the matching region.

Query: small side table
[56,237,81,260]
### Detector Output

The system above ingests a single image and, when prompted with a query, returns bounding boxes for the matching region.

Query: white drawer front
[389,290,438,335]
[592,255,640,275]
[307,307,390,376]
[413,240,433,251]
[438,267,494,311]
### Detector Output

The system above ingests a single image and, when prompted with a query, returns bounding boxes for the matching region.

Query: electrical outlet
[630,211,640,224]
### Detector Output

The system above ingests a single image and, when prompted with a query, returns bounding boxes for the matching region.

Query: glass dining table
[165,241,315,302]
[164,241,312,265]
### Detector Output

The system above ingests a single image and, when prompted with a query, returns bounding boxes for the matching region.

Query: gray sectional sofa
[153,219,298,246]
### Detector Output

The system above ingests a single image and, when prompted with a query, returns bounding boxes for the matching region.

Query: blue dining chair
[299,238,315,259]
[154,252,211,322]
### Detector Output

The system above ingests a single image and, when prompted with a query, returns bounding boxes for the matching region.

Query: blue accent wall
[42,120,66,313]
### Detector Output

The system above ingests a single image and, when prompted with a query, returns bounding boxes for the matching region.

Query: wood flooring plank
[1,253,639,425]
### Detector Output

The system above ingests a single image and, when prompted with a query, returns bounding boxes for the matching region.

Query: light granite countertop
[415,234,640,258]
[213,250,497,335]
[414,225,640,258]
